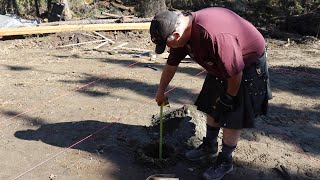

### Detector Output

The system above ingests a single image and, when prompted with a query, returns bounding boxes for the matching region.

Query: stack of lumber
[0,0,151,37]
[0,22,151,36]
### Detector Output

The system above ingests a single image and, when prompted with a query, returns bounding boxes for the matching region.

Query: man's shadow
[14,118,195,179]
[14,120,153,179]
[15,120,149,150]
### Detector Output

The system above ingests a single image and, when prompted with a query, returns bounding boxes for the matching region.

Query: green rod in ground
[159,103,164,160]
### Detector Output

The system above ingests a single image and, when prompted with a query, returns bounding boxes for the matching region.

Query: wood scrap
[93,31,115,44]
[94,41,109,49]
[111,42,129,50]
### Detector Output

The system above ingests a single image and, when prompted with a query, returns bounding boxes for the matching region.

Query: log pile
[0,0,152,37]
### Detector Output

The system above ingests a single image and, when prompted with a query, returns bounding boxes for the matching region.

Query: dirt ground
[0,30,319,180]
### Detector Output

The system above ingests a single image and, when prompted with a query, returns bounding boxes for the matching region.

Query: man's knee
[206,114,220,127]
[222,128,241,146]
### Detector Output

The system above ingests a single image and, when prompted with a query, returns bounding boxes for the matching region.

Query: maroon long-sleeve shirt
[167,7,266,79]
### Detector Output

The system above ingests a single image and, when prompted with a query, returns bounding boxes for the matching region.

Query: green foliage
[168,0,320,15]
[69,0,107,19]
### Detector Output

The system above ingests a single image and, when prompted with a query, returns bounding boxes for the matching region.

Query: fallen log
[39,18,152,26]
[0,22,150,36]
[284,9,320,36]
[101,12,134,18]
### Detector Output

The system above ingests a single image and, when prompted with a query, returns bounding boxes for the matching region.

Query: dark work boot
[202,153,234,180]
[185,137,218,161]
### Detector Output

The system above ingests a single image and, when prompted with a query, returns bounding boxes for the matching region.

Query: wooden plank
[0,22,151,36]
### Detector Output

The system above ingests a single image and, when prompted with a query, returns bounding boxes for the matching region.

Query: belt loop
[265,46,268,58]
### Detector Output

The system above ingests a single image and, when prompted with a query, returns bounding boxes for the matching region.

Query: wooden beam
[0,22,151,36]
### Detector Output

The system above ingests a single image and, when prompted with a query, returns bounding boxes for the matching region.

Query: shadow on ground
[13,119,300,180]
[52,55,205,78]
[13,120,152,179]
[59,74,200,106]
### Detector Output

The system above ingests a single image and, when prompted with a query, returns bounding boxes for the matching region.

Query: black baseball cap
[150,10,179,54]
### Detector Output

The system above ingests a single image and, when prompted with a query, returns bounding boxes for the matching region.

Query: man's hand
[214,93,235,112]
[155,90,169,106]
[214,71,242,112]
[155,64,177,106]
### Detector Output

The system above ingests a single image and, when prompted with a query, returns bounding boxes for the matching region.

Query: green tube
[159,103,164,160]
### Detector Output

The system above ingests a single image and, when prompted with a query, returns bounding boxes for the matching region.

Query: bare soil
[0,30,319,180]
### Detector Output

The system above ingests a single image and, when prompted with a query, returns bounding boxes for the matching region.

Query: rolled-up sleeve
[166,47,188,66]
[215,33,244,77]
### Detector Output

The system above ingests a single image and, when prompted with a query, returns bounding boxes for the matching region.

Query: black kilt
[195,52,272,129]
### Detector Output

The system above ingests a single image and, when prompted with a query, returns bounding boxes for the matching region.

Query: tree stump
[138,0,167,17]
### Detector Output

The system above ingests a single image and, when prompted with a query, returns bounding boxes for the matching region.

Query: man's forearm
[158,64,178,92]
[226,71,242,96]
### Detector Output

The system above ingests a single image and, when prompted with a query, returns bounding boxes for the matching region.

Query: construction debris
[0,14,39,28]
[93,31,115,44]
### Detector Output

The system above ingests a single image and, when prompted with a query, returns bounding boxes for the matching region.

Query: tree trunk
[7,0,19,14]
[284,8,320,36]
[61,0,72,20]
[139,0,167,18]
[34,0,40,16]
[47,0,52,14]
